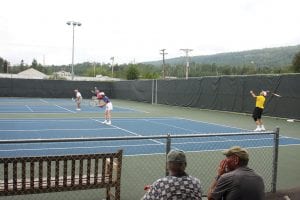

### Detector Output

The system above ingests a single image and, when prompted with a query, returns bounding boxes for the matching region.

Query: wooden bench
[0,149,123,200]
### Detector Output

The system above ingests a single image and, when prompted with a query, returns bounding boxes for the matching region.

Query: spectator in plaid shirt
[141,150,202,200]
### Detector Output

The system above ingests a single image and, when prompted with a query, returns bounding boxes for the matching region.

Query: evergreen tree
[0,57,4,73]
[3,61,8,73]
[31,59,38,69]
[126,65,139,80]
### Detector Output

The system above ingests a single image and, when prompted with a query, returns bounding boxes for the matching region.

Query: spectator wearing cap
[250,90,268,131]
[141,150,202,200]
[207,146,265,200]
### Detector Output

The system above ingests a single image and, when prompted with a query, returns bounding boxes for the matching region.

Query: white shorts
[106,102,113,111]
[76,97,82,103]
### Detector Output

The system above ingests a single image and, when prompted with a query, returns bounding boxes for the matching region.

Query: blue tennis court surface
[0,97,145,113]
[1,117,300,158]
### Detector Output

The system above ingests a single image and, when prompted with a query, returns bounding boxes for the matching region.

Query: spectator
[142,150,202,200]
[207,146,265,200]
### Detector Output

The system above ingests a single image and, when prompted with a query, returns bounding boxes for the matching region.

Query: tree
[3,61,9,73]
[31,58,44,72]
[0,57,4,73]
[20,60,25,67]
[31,59,38,68]
[0,57,10,73]
[126,65,139,80]
[143,72,160,79]
[292,51,300,72]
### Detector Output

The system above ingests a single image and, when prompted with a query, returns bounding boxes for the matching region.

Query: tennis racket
[271,93,282,97]
[89,99,98,107]
[265,90,282,97]
[98,99,106,107]
[89,99,106,107]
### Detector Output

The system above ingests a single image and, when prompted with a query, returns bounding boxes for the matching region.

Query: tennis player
[250,90,267,131]
[91,86,99,96]
[98,92,113,125]
[74,89,82,111]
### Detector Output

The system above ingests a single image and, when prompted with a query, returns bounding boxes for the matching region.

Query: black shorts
[252,107,263,121]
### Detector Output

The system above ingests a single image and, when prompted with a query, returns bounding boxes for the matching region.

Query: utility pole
[43,55,45,66]
[180,49,193,80]
[160,49,168,79]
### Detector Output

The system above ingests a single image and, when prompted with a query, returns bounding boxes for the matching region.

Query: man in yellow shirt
[250,90,267,131]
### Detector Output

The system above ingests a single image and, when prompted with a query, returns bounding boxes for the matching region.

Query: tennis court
[0,97,299,158]
[1,97,300,199]
[0,97,143,113]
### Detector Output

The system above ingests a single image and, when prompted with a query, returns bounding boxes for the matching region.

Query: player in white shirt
[74,89,82,111]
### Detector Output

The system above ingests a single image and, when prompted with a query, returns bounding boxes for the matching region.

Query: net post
[165,133,171,176]
[272,127,280,193]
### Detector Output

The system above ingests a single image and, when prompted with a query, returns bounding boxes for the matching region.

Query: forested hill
[144,44,300,68]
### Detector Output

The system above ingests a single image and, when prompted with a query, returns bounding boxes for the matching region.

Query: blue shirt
[102,96,110,103]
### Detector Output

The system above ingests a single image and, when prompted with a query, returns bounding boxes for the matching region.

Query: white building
[0,68,48,79]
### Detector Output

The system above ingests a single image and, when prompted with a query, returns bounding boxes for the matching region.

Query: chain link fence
[0,129,279,200]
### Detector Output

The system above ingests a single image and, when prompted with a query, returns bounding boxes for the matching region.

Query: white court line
[143,118,201,133]
[176,116,250,131]
[0,128,115,132]
[173,117,252,141]
[25,105,34,112]
[0,142,164,152]
[115,106,150,113]
[171,137,275,145]
[128,141,300,157]
[0,118,94,122]
[54,104,76,113]
[282,136,300,141]
[142,117,290,144]
[91,118,163,145]
[1,135,299,154]
[142,118,233,143]
[39,99,49,103]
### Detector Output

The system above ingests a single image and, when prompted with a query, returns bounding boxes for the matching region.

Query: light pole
[110,57,114,78]
[66,21,81,80]
[180,49,193,79]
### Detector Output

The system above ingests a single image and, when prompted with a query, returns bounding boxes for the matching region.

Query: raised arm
[207,159,228,200]
[250,90,256,98]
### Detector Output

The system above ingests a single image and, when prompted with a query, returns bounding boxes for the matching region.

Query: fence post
[272,127,280,193]
[151,79,154,104]
[165,134,171,176]
[155,79,158,104]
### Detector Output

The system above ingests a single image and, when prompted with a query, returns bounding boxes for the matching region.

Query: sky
[1,0,300,66]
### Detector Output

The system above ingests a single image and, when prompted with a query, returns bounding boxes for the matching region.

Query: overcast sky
[1,0,300,65]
